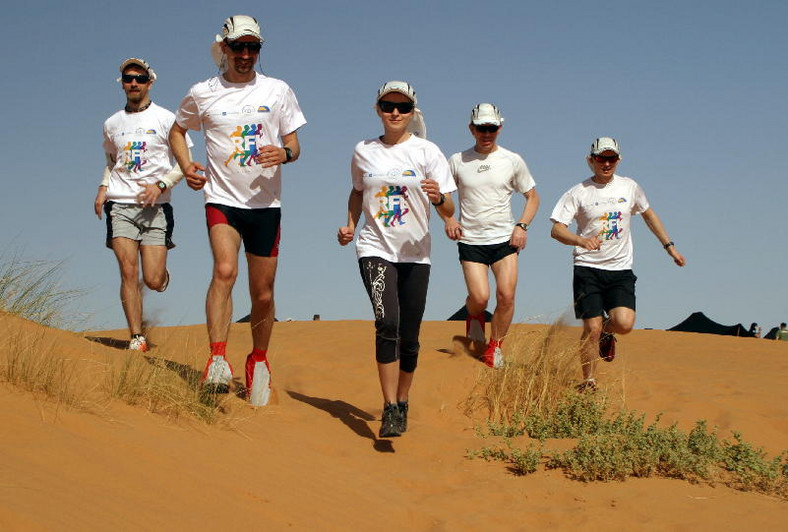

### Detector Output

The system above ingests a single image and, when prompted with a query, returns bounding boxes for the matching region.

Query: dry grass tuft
[0,328,95,411]
[463,319,583,422]
[105,350,232,425]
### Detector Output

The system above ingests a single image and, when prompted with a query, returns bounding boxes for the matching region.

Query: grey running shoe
[397,401,409,433]
[379,402,402,438]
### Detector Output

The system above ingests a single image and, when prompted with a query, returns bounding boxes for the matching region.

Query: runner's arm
[641,208,686,266]
[337,188,362,246]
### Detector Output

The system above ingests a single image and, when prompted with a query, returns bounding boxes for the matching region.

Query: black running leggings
[358,257,430,373]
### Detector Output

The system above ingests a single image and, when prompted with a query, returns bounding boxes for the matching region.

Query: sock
[249,347,268,361]
[210,342,227,357]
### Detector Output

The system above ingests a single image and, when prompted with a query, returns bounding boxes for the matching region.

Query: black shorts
[573,265,636,320]
[458,241,518,266]
[205,203,281,257]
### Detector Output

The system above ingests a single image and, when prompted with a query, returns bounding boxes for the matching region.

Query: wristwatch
[283,147,294,163]
[431,193,446,206]
[156,181,167,192]
[515,222,529,231]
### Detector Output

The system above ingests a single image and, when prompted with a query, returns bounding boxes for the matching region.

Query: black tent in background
[667,311,755,337]
[447,307,493,322]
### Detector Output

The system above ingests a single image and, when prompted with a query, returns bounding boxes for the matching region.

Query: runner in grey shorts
[105,202,175,249]
[94,57,190,352]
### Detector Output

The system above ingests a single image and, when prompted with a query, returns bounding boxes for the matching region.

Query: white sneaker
[246,355,272,406]
[129,335,148,352]
[202,355,233,393]
[492,347,504,369]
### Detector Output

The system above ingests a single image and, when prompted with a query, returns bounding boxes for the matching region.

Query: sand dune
[1,314,787,530]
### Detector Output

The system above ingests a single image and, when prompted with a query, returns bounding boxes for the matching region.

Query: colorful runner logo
[375,185,410,227]
[224,124,264,167]
[599,211,623,240]
[123,141,147,173]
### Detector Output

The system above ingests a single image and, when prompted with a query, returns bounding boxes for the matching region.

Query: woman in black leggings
[337,81,456,437]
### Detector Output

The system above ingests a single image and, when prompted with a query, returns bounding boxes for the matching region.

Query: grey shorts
[104,201,175,249]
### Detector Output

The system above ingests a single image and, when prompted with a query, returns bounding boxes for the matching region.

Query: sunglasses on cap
[226,40,262,53]
[121,74,151,84]
[475,124,499,133]
[592,154,620,163]
[377,100,415,114]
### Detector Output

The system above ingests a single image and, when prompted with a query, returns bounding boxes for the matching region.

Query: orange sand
[1,314,787,530]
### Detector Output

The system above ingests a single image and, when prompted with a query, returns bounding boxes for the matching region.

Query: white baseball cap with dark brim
[118,58,157,81]
[590,137,621,156]
[377,81,418,105]
[471,103,503,126]
[219,15,263,42]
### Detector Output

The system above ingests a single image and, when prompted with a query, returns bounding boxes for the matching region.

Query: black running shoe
[397,401,409,433]
[379,402,402,438]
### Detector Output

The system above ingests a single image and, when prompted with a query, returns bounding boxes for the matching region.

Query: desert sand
[1,314,787,531]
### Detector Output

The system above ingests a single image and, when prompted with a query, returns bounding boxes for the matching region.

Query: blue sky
[2,1,786,333]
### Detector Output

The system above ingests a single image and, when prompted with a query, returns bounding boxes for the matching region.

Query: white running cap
[471,103,503,126]
[118,58,156,81]
[377,80,417,105]
[219,15,263,42]
[590,137,621,156]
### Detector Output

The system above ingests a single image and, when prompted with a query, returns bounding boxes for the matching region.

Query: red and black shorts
[205,203,281,257]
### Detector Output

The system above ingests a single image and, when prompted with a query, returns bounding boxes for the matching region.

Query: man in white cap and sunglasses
[169,15,306,405]
[444,104,540,369]
[95,58,191,352]
[550,137,686,390]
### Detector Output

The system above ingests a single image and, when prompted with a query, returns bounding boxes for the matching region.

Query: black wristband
[663,241,675,249]
[431,193,445,206]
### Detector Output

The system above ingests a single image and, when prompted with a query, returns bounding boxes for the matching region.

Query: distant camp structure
[668,311,755,337]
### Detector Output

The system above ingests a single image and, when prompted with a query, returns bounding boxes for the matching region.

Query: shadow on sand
[286,390,395,453]
[436,335,485,362]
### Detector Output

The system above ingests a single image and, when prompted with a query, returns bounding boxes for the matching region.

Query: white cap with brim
[377,80,418,106]
[375,80,426,139]
[117,58,157,81]
[211,15,264,71]
[590,137,621,156]
[471,103,503,126]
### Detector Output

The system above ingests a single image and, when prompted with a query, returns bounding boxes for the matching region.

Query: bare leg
[580,316,603,381]
[606,306,636,335]
[461,261,490,317]
[139,245,168,291]
[206,225,241,344]
[246,253,277,350]
[378,362,399,404]
[489,253,518,341]
[111,238,143,336]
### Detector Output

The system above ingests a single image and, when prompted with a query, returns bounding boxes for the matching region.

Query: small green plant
[470,387,788,498]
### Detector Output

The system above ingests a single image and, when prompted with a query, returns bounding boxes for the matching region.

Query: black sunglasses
[475,125,499,133]
[121,74,150,84]
[226,40,262,53]
[592,154,620,163]
[378,100,415,114]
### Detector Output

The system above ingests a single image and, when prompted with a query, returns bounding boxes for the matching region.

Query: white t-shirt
[175,73,307,209]
[550,174,649,270]
[352,135,457,264]
[448,146,536,245]
[102,103,190,204]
